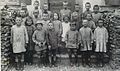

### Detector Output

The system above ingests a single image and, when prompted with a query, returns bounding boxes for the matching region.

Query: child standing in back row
[79,19,93,67]
[46,22,59,67]
[94,19,108,67]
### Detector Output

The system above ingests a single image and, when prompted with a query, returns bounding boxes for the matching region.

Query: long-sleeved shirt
[79,27,93,51]
[26,25,35,50]
[62,22,70,41]
[65,30,79,48]
[94,27,108,52]
[46,29,59,49]
[52,20,63,36]
[60,9,71,21]
[92,12,102,26]
[11,25,28,53]
[87,20,96,31]
[32,29,47,51]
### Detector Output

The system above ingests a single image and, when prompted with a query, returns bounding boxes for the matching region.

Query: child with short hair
[86,13,96,31]
[65,22,79,66]
[92,5,102,26]
[46,22,59,67]
[32,20,47,67]
[60,1,71,21]
[11,16,28,70]
[25,16,35,65]
[82,2,92,19]
[41,12,50,31]
[19,10,27,25]
[79,19,93,67]
[32,9,41,25]
[94,19,108,67]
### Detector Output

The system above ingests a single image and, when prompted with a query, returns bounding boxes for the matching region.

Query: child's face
[75,5,80,11]
[43,14,49,20]
[53,13,58,20]
[48,23,54,29]
[86,14,92,21]
[34,2,39,7]
[64,17,69,22]
[33,11,39,17]
[63,5,67,9]
[27,19,32,25]
[70,23,76,30]
[16,17,22,26]
[43,4,48,10]
[85,4,91,10]
[98,20,103,27]
[94,7,99,12]
[83,20,88,27]
[20,10,26,17]
[37,24,42,30]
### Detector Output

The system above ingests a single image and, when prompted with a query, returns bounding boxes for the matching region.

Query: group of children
[10,1,108,70]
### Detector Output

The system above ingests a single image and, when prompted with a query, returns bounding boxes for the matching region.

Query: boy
[11,16,28,70]
[32,20,47,67]
[42,2,52,19]
[32,9,41,24]
[29,0,42,18]
[46,22,59,67]
[20,3,28,16]
[60,1,71,21]
[71,12,82,31]
[92,5,102,26]
[82,2,92,19]
[41,12,50,31]
[86,13,96,31]
[20,10,27,25]
[79,19,93,67]
[65,22,79,66]
[94,19,108,67]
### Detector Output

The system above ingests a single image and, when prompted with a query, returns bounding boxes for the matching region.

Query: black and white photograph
[1,0,120,71]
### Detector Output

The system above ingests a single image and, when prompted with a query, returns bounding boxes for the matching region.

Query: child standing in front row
[25,16,35,65]
[65,22,79,66]
[79,19,93,67]
[32,20,47,67]
[46,22,59,67]
[94,19,108,67]
[11,16,28,70]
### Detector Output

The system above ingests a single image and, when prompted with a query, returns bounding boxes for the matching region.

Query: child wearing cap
[32,20,47,67]
[65,22,79,66]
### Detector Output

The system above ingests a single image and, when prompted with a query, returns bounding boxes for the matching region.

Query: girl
[11,16,28,70]
[94,19,108,67]
[46,22,59,67]
[32,20,47,67]
[52,13,63,38]
[62,16,70,42]
[79,19,93,67]
[25,16,35,65]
